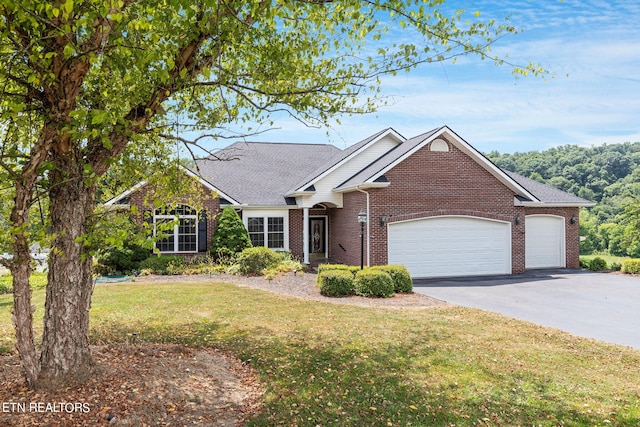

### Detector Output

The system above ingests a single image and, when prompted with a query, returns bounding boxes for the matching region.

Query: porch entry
[309,216,327,261]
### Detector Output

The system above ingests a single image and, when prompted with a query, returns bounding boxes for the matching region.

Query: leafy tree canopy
[487,142,640,257]
[0,0,543,389]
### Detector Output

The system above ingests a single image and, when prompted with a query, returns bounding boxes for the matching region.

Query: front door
[309,217,326,258]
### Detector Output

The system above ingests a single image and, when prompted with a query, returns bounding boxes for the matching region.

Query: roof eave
[333,182,391,193]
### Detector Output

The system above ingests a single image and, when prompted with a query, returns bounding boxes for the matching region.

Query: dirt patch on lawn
[0,344,263,426]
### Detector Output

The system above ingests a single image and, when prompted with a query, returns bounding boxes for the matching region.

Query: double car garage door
[388,215,565,278]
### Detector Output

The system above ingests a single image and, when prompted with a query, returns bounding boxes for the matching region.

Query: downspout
[356,187,370,267]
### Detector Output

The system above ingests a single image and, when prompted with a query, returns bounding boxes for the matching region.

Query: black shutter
[143,210,153,236]
[198,210,208,252]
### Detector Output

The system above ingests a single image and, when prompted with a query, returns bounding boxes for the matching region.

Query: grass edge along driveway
[2,280,640,426]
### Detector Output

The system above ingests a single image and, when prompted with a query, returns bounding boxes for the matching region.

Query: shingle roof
[194,142,340,206]
[503,170,594,205]
[191,129,593,208]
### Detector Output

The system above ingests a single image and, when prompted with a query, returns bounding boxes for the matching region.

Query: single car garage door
[388,216,512,278]
[525,215,565,269]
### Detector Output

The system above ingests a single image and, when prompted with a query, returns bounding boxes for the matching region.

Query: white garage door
[388,216,512,278]
[526,215,565,269]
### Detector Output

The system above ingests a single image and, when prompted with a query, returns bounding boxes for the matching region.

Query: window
[247,217,265,247]
[247,216,285,249]
[154,205,198,253]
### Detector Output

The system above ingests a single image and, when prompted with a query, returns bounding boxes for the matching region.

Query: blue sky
[240,0,640,154]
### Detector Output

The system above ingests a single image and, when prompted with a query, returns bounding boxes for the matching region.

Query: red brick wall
[330,192,367,266]
[361,139,522,270]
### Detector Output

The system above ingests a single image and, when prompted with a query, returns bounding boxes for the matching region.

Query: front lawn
[1,281,640,426]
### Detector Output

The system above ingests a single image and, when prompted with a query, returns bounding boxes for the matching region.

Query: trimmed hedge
[319,270,355,297]
[372,265,413,293]
[354,268,395,298]
[622,259,640,274]
[316,264,359,285]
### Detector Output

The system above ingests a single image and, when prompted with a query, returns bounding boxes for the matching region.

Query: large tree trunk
[38,155,96,387]
[10,183,40,388]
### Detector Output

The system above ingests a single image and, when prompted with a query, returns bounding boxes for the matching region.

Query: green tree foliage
[0,0,543,389]
[209,206,252,260]
[487,142,640,257]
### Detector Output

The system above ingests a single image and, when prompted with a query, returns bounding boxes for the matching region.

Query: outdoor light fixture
[380,214,389,227]
[570,215,576,224]
[514,214,521,225]
[357,209,367,269]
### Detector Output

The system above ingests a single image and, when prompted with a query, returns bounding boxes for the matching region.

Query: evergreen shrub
[319,270,355,297]
[588,257,608,272]
[210,206,252,260]
[372,265,413,293]
[354,268,394,298]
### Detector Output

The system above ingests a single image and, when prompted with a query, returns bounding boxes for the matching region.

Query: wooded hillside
[486,143,640,257]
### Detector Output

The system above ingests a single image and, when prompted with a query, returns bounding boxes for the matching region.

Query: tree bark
[38,153,96,387]
[10,182,40,389]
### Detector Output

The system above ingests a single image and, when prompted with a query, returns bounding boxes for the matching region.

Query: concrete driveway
[413,269,640,350]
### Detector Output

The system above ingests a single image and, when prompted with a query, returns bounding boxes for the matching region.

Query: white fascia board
[290,128,406,193]
[104,180,147,206]
[368,126,541,203]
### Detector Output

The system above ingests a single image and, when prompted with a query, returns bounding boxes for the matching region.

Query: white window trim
[242,209,289,251]
[154,206,198,253]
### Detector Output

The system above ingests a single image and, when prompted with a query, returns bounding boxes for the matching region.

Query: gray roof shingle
[503,170,594,205]
[194,142,340,206]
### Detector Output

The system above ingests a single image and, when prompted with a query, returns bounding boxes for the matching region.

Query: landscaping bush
[372,265,413,293]
[318,270,355,297]
[610,262,622,272]
[354,268,395,298]
[95,242,150,275]
[138,255,184,275]
[210,207,252,260]
[316,264,359,285]
[588,257,608,272]
[236,246,284,275]
[621,259,640,274]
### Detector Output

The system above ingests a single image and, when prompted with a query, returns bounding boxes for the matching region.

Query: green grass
[0,272,48,294]
[2,280,640,426]
[580,254,629,267]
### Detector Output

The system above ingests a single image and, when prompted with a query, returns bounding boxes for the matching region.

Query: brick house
[106,126,594,278]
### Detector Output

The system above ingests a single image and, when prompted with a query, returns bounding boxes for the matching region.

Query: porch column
[303,207,310,264]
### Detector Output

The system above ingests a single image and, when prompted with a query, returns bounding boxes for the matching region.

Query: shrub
[354,268,395,298]
[95,242,150,275]
[588,257,608,272]
[372,265,413,293]
[236,247,284,275]
[0,273,48,294]
[621,259,640,274]
[610,262,622,272]
[139,255,184,275]
[210,207,252,260]
[319,270,355,297]
[316,264,359,285]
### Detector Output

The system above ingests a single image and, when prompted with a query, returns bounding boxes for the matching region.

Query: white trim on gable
[103,166,242,207]
[287,128,406,196]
